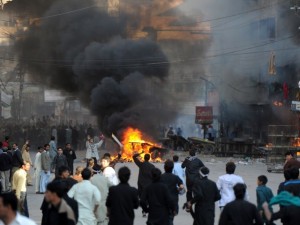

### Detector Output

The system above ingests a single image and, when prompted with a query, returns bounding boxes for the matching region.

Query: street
[26,150,283,225]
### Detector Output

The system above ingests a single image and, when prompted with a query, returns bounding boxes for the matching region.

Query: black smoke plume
[6,0,174,136]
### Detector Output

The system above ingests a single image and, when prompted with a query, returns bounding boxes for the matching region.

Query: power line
[38,4,100,20]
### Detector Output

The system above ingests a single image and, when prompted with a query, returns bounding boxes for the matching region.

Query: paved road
[26,150,282,225]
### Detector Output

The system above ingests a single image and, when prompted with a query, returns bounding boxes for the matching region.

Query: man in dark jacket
[53,148,68,178]
[11,143,24,180]
[133,152,155,197]
[161,160,184,225]
[42,181,77,225]
[0,148,13,192]
[63,143,76,175]
[218,183,263,225]
[140,168,176,225]
[41,166,78,224]
[106,166,139,225]
[283,151,300,171]
[187,166,220,225]
[182,149,204,202]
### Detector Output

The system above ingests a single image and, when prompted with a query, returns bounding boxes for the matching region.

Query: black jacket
[0,152,12,171]
[191,177,221,225]
[41,198,77,225]
[182,156,204,181]
[11,149,24,168]
[106,183,139,225]
[219,199,263,225]
[133,153,155,195]
[140,180,175,225]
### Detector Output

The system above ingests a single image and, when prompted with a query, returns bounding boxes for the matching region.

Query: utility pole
[16,63,25,121]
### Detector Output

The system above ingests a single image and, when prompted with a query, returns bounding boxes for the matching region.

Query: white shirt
[172,162,186,185]
[102,167,119,186]
[217,173,249,207]
[0,213,37,225]
[34,152,42,171]
[68,180,101,225]
[85,141,103,160]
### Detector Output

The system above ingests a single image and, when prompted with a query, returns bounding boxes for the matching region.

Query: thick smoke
[179,0,300,139]
[6,0,176,136]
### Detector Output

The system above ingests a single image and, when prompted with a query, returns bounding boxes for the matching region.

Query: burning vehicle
[115,127,169,162]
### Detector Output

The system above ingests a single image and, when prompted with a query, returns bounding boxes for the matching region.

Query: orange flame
[119,127,163,162]
[292,138,300,147]
[273,101,283,107]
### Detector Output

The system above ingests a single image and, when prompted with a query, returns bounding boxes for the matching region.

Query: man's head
[103,152,111,158]
[21,161,31,171]
[173,155,179,162]
[257,175,268,186]
[144,154,150,162]
[118,166,131,183]
[57,147,63,155]
[58,166,70,179]
[4,136,9,141]
[75,166,84,176]
[0,192,18,220]
[45,181,65,204]
[189,149,196,156]
[88,158,95,168]
[101,156,111,169]
[81,168,92,180]
[44,144,50,151]
[25,144,30,151]
[12,143,17,150]
[50,136,55,141]
[226,162,236,174]
[164,160,174,173]
[65,143,71,149]
[200,166,209,178]
[233,183,246,199]
[38,146,43,152]
[151,167,161,182]
[285,151,294,161]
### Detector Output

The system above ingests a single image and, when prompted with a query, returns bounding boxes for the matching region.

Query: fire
[273,101,283,107]
[292,138,300,147]
[119,127,164,162]
[266,143,273,148]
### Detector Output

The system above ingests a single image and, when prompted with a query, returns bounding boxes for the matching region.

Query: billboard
[195,106,213,124]
[291,101,300,111]
[44,90,67,102]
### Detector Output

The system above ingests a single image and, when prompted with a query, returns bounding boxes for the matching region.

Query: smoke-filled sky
[181,0,300,127]
[4,0,300,138]
[5,0,180,137]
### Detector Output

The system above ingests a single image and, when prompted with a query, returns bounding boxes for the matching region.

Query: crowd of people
[0,119,101,152]
[0,132,300,225]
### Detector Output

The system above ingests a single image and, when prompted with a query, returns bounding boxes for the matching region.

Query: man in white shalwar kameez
[34,147,43,193]
[68,168,101,225]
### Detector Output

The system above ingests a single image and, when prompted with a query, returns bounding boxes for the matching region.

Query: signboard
[291,101,300,111]
[44,90,66,102]
[195,106,213,124]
